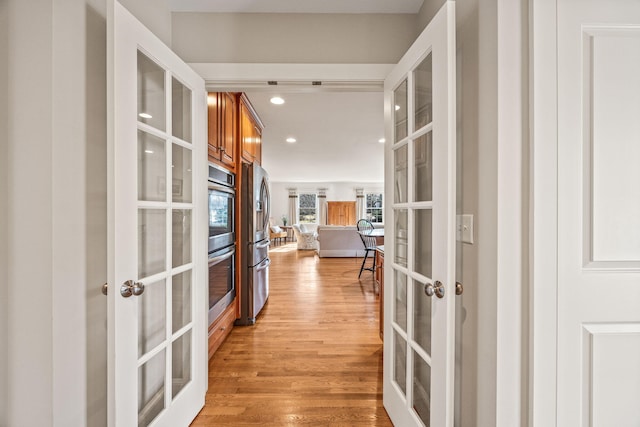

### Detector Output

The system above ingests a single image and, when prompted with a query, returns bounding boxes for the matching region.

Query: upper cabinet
[207,92,237,171]
[239,93,264,165]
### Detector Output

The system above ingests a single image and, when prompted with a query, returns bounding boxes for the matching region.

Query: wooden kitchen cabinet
[239,93,264,165]
[207,92,237,172]
[376,246,384,340]
[327,201,356,226]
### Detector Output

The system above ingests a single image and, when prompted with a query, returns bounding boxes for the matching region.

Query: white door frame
[529,1,559,426]
[191,41,528,424]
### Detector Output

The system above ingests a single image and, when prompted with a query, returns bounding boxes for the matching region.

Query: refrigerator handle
[256,258,271,272]
[255,240,271,250]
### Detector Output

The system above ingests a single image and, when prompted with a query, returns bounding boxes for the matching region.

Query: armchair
[291,224,318,250]
[269,218,288,245]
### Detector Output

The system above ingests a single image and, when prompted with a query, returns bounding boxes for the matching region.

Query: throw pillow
[270,225,283,233]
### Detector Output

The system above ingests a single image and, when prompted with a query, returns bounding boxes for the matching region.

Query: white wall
[119,0,172,46]
[2,0,171,425]
[270,181,383,226]
[0,0,8,424]
[171,12,419,64]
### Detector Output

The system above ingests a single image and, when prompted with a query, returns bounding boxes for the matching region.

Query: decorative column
[355,188,366,221]
[287,188,298,225]
[317,188,328,225]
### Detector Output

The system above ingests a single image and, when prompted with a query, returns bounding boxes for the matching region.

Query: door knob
[120,280,145,298]
[102,283,108,296]
[424,280,445,299]
[455,281,463,295]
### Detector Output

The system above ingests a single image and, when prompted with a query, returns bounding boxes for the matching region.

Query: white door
[556,1,640,425]
[107,2,207,426]
[383,2,456,426]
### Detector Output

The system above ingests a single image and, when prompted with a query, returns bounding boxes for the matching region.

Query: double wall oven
[208,163,236,324]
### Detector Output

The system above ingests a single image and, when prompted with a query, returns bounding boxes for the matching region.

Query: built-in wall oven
[208,163,236,323]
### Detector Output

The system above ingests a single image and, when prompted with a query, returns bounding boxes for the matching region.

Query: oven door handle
[208,247,235,265]
[256,257,271,272]
[208,183,235,195]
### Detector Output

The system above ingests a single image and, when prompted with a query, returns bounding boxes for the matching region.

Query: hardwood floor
[191,243,393,426]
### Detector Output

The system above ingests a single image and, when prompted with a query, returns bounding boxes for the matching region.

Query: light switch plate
[456,214,474,244]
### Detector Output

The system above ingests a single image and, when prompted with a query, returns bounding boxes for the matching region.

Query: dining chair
[356,219,377,278]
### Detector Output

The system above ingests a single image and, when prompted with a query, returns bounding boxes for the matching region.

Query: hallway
[191,244,393,426]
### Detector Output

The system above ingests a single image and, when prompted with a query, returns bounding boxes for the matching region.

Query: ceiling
[168,0,424,14]
[244,91,385,183]
[169,0,412,183]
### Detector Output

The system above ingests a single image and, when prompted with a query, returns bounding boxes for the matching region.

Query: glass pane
[137,51,165,130]
[395,209,408,267]
[394,79,408,142]
[172,77,192,142]
[172,331,192,399]
[414,53,433,130]
[413,280,432,355]
[414,132,433,202]
[172,210,191,268]
[139,209,166,278]
[172,144,192,203]
[394,271,407,331]
[413,353,431,426]
[394,145,408,204]
[299,193,317,223]
[394,331,407,395]
[138,349,165,427]
[415,209,433,278]
[138,279,166,357]
[172,270,192,333]
[138,131,166,202]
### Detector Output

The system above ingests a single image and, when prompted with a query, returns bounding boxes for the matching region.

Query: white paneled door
[383,3,456,426]
[107,2,207,426]
[556,1,640,425]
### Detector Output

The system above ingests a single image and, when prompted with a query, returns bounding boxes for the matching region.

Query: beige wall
[0,0,8,424]
[1,0,172,425]
[120,0,172,46]
[172,12,419,64]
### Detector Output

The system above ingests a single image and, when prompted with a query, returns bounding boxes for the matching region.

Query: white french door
[107,2,207,426]
[383,2,456,427]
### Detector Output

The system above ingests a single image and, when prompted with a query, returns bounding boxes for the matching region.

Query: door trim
[529,0,559,426]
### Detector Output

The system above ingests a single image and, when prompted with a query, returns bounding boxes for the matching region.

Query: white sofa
[316,225,366,257]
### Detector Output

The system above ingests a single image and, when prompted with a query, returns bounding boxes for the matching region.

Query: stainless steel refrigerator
[236,162,271,325]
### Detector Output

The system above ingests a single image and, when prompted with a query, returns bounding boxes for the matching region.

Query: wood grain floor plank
[191,244,392,426]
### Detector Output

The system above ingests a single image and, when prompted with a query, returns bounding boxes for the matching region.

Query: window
[298,193,318,224]
[366,193,383,223]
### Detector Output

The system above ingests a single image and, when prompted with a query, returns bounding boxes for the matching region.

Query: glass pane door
[383,3,456,427]
[136,50,195,427]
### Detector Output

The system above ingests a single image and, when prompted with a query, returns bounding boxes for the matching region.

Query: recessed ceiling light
[394,105,401,111]
[270,97,285,105]
[378,138,386,143]
[286,137,296,143]
[139,112,152,119]
[144,149,154,154]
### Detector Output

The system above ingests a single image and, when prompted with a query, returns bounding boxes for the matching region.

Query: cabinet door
[240,101,255,163]
[253,123,262,165]
[219,92,236,168]
[207,93,219,163]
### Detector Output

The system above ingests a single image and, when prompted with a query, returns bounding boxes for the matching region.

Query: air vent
[267,81,278,85]
[312,81,322,86]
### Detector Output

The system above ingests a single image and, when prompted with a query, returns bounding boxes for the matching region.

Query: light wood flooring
[191,243,393,426]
